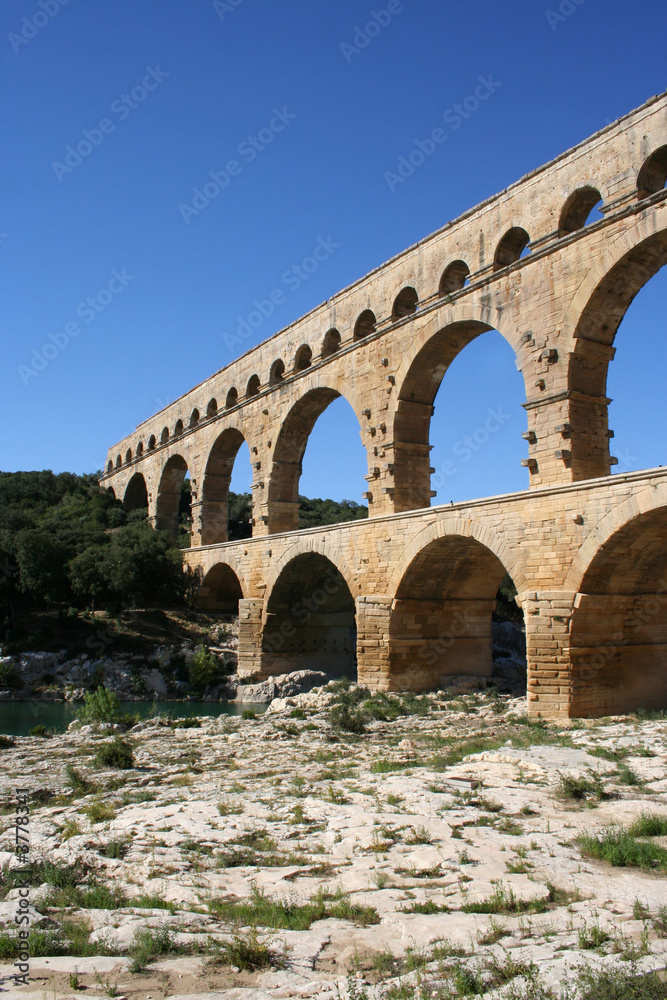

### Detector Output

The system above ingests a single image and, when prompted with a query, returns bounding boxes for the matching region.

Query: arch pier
[100,94,667,718]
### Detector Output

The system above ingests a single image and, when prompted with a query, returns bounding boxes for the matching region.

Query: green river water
[0,701,262,737]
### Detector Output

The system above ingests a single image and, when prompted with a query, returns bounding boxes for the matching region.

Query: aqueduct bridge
[101,93,667,719]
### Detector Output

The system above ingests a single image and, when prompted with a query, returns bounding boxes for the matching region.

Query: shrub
[78,686,120,723]
[0,735,15,749]
[242,709,256,720]
[170,717,201,729]
[94,737,135,770]
[29,725,51,737]
[188,648,222,691]
[557,770,604,800]
[577,826,667,872]
[329,703,366,734]
[629,813,667,838]
[65,764,97,795]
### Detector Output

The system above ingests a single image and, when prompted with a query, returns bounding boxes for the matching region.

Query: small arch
[294,345,312,372]
[439,260,470,295]
[321,329,341,358]
[107,487,116,498]
[189,408,200,428]
[559,186,603,235]
[246,374,260,398]
[115,454,122,469]
[269,359,285,385]
[136,441,144,458]
[174,419,184,437]
[226,387,238,408]
[354,309,377,341]
[392,286,419,319]
[125,448,133,464]
[198,563,244,613]
[493,227,530,270]
[106,460,113,474]
[123,472,148,513]
[207,398,218,419]
[160,427,169,445]
[637,145,667,198]
[147,435,156,451]
[201,428,251,545]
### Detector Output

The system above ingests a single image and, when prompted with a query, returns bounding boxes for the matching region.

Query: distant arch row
[107,147,667,475]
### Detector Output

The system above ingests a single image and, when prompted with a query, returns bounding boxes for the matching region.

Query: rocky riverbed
[0,684,666,999]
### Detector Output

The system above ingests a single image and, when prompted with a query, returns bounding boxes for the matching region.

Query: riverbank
[0,684,666,999]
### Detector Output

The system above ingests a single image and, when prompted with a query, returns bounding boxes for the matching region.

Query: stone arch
[207,398,218,419]
[439,260,470,295]
[267,386,363,534]
[190,408,200,428]
[354,309,377,341]
[226,387,238,408]
[494,226,530,269]
[123,472,148,513]
[567,494,667,715]
[261,550,357,679]
[392,286,418,319]
[563,209,667,479]
[637,144,667,198]
[160,427,169,445]
[106,460,113,474]
[269,359,285,385]
[136,441,144,458]
[125,448,133,464]
[148,435,156,451]
[198,562,244,613]
[294,345,312,372]
[392,305,525,511]
[200,427,249,545]
[246,375,260,398]
[559,186,602,235]
[321,329,341,358]
[155,454,188,539]
[107,486,116,498]
[174,419,184,437]
[387,524,524,692]
[115,454,122,469]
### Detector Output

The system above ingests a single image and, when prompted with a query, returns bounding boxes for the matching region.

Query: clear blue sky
[2,0,665,504]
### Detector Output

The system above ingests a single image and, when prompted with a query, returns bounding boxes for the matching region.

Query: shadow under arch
[155,455,188,539]
[568,503,667,716]
[393,312,525,511]
[267,386,364,534]
[388,530,525,692]
[261,551,357,679]
[123,472,148,513]
[565,219,667,480]
[200,427,251,545]
[198,562,244,613]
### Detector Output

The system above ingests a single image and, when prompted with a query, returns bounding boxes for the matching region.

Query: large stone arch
[561,208,667,480]
[566,489,667,716]
[123,472,148,513]
[199,426,250,545]
[266,385,367,534]
[155,454,188,539]
[385,518,525,692]
[260,548,358,679]
[391,304,526,511]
